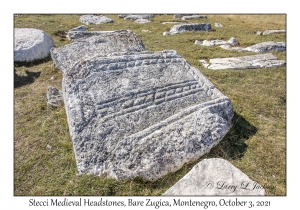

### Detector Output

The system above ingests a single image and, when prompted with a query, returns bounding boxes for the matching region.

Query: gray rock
[256,31,263,35]
[161,22,185,25]
[163,31,171,36]
[52,36,234,180]
[173,14,196,19]
[124,14,154,21]
[214,23,223,27]
[169,23,211,35]
[50,30,146,72]
[118,14,128,18]
[197,40,229,46]
[142,30,151,33]
[227,37,238,45]
[134,18,151,24]
[79,15,114,25]
[200,53,286,70]
[67,25,87,40]
[262,29,285,35]
[163,158,265,195]
[14,28,54,62]
[46,86,64,107]
[181,15,207,20]
[244,41,286,52]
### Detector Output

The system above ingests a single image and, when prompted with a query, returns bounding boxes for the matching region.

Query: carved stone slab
[200,53,286,70]
[51,30,146,72]
[51,31,233,181]
[169,23,211,35]
[163,158,266,195]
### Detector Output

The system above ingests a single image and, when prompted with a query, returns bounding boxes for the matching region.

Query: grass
[14,14,286,196]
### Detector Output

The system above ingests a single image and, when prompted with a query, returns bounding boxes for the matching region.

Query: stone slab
[124,15,154,20]
[52,34,234,180]
[14,28,54,62]
[135,18,151,24]
[169,23,211,35]
[79,15,114,25]
[163,158,266,195]
[262,29,285,35]
[181,15,207,20]
[50,30,146,72]
[244,41,286,53]
[200,53,286,70]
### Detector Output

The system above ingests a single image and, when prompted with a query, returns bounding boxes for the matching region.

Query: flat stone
[134,18,151,24]
[14,28,54,62]
[52,35,233,180]
[46,86,64,107]
[227,37,238,45]
[163,158,266,195]
[163,32,171,36]
[214,23,223,27]
[181,15,207,20]
[67,25,87,40]
[79,15,114,25]
[262,29,285,35]
[244,41,286,52]
[200,53,286,70]
[161,22,185,25]
[220,44,247,52]
[169,23,211,35]
[173,14,197,19]
[124,14,154,21]
[50,30,146,72]
[142,30,151,33]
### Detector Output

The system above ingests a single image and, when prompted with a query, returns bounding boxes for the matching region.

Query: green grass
[14,14,286,196]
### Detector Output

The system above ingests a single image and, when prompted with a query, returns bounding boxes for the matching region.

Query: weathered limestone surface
[51,30,233,181]
[46,86,64,107]
[14,28,54,62]
[79,15,114,25]
[169,23,211,35]
[67,25,87,40]
[195,37,238,47]
[214,23,223,27]
[262,29,285,35]
[50,30,146,72]
[124,14,154,20]
[244,41,286,52]
[181,15,207,20]
[135,18,151,24]
[200,53,286,70]
[163,158,266,195]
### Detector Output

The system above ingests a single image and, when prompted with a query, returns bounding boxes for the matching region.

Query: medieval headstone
[181,15,207,20]
[199,53,286,70]
[169,23,211,35]
[244,41,286,52]
[14,28,54,62]
[163,158,266,195]
[79,15,114,25]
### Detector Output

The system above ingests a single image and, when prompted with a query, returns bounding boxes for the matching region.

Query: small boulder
[46,86,64,107]
[14,28,54,62]
[134,18,151,24]
[79,15,114,25]
[214,23,223,27]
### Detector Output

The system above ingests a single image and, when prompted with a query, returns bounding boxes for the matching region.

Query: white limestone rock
[214,23,223,27]
[169,23,211,35]
[200,53,286,70]
[262,29,285,35]
[14,28,54,62]
[52,33,234,180]
[124,14,154,21]
[67,25,87,40]
[244,41,286,52]
[227,37,238,45]
[135,18,151,24]
[79,15,114,25]
[163,158,266,195]
[181,15,207,20]
[50,30,146,72]
[46,86,64,107]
